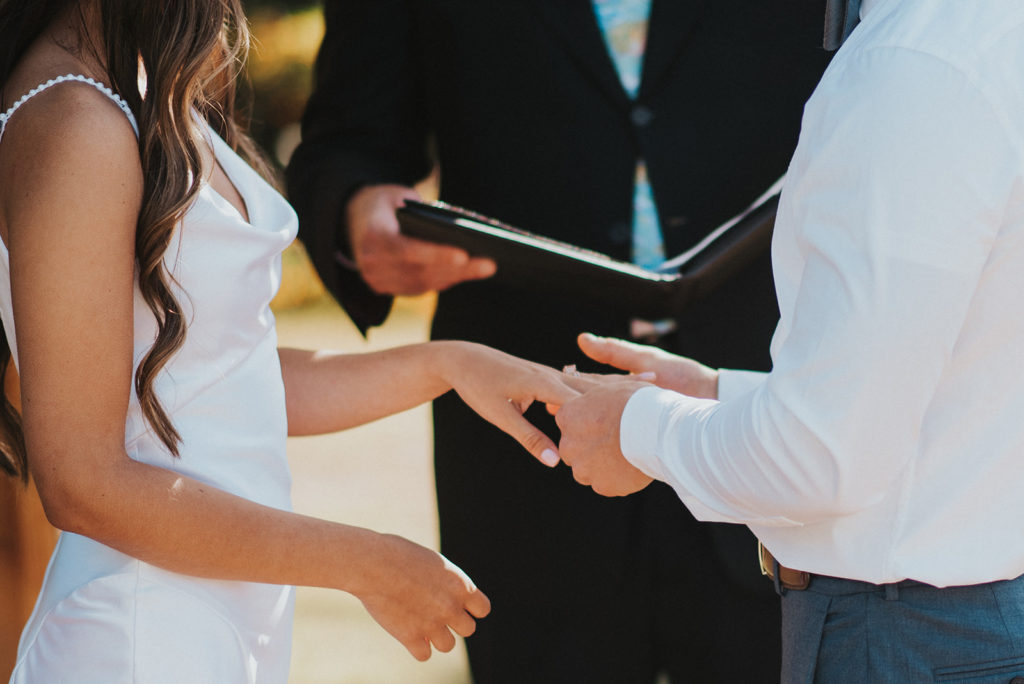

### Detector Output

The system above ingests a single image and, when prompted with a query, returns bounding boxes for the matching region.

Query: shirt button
[630,104,654,128]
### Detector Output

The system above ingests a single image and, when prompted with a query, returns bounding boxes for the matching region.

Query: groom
[555,0,1024,681]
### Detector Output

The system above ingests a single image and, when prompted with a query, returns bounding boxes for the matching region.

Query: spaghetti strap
[0,73,139,143]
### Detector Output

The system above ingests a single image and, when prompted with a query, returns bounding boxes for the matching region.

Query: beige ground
[276,294,472,684]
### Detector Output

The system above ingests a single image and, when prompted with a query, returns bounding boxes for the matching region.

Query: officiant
[287,2,830,681]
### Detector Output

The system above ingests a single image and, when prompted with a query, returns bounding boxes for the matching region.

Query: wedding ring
[562,364,580,377]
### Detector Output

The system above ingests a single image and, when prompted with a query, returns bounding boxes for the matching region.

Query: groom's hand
[554,379,653,497]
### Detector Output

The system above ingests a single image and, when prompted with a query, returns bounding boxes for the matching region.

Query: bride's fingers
[497,407,562,466]
[545,367,655,415]
[493,380,577,465]
[558,368,653,394]
[508,397,531,414]
[479,372,582,466]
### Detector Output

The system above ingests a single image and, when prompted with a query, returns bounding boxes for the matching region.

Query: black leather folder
[396,182,781,320]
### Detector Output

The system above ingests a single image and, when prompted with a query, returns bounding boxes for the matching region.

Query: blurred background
[243,0,321,175]
[243,0,329,312]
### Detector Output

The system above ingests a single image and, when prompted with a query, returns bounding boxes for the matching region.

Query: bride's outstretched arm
[279,342,579,466]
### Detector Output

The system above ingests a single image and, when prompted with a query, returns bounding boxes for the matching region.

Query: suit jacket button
[630,104,654,128]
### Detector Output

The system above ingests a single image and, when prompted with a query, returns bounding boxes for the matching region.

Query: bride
[0,1,577,680]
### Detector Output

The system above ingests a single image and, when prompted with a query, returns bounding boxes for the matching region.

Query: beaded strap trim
[0,73,139,141]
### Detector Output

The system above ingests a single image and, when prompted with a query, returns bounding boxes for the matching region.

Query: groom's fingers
[577,332,655,374]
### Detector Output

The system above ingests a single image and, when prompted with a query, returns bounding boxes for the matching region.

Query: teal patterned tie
[592,0,664,270]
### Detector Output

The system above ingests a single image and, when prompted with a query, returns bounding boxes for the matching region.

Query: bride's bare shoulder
[2,38,138,165]
[0,61,143,248]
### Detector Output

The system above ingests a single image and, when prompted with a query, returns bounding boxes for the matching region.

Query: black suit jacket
[288,0,830,596]
[289,0,829,355]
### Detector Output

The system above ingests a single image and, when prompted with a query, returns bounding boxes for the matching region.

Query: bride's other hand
[353,533,490,661]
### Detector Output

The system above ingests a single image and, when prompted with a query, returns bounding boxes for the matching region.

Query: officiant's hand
[346,184,496,295]
[576,332,719,399]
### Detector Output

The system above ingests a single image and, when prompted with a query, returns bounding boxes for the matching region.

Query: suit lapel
[527,0,631,109]
[639,0,707,99]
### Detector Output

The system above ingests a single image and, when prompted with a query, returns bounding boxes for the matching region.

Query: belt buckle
[757,541,810,594]
[757,540,772,578]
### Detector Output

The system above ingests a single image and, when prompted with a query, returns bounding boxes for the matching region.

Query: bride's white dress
[1,76,300,683]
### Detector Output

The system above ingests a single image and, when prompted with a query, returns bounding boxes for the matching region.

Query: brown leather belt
[758,542,811,591]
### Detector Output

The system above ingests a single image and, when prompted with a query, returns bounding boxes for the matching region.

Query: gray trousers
[781,573,1024,683]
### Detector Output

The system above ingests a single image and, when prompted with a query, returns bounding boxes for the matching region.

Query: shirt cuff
[620,387,741,523]
[620,386,711,482]
[717,368,767,401]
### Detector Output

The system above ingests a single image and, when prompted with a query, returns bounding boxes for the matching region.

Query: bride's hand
[434,342,583,467]
[354,532,490,662]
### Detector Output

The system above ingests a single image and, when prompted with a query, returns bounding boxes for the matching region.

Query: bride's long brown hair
[0,0,272,482]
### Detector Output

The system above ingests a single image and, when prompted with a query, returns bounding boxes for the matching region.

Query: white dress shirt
[620,0,1024,587]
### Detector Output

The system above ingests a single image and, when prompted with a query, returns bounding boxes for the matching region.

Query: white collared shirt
[620,0,1024,587]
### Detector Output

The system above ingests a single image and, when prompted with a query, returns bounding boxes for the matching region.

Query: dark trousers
[781,573,1024,683]
[434,394,781,684]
